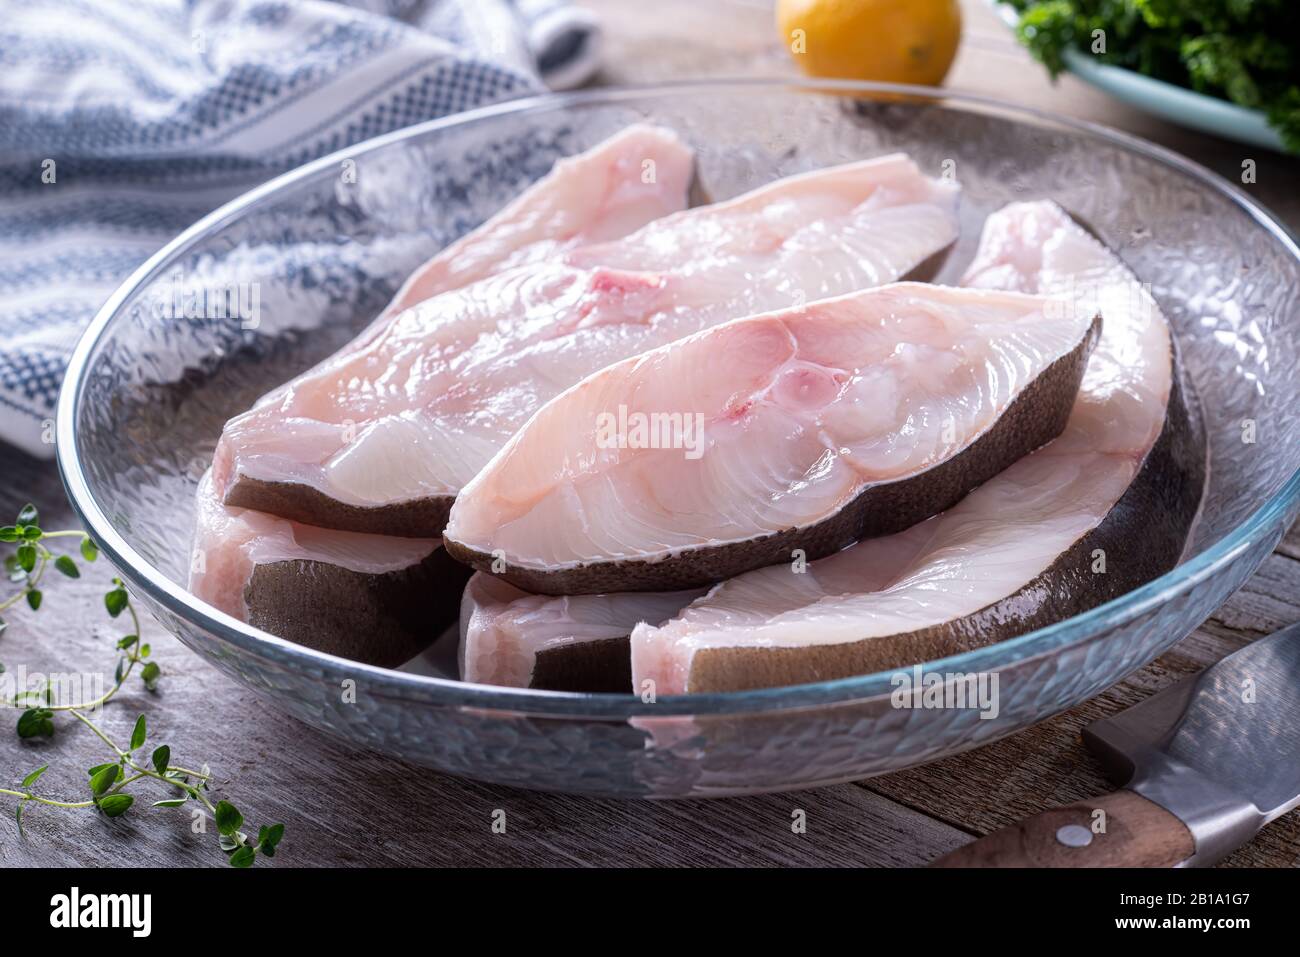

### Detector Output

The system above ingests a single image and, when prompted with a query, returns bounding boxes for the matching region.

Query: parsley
[1005,0,1300,152]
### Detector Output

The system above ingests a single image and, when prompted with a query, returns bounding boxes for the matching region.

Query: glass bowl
[57,80,1300,798]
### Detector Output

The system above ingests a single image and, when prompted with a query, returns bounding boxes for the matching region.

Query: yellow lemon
[776,0,962,87]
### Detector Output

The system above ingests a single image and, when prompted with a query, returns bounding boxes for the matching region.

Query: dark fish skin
[683,358,1206,693]
[445,314,1104,595]
[224,476,453,540]
[530,637,634,693]
[243,545,470,668]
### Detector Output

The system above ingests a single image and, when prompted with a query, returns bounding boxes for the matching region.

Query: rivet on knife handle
[929,790,1194,867]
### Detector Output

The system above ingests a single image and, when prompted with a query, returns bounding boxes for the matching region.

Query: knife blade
[1083,620,1300,866]
[932,622,1300,867]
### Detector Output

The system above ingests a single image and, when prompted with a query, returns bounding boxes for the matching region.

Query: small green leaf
[98,794,133,817]
[21,765,48,788]
[53,555,80,578]
[16,708,54,738]
[152,798,187,808]
[130,714,146,750]
[89,764,120,796]
[0,618,6,637]
[140,661,161,691]
[5,554,24,582]
[87,763,117,777]
[229,845,256,868]
[20,526,41,541]
[0,526,17,542]
[151,744,170,774]
[16,504,38,527]
[116,634,138,650]
[214,800,243,836]
[80,536,99,562]
[140,644,151,658]
[257,823,285,852]
[16,543,36,574]
[104,587,128,617]
[25,589,41,611]
[114,657,125,684]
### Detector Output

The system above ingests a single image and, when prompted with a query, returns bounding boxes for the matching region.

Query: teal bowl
[1062,47,1288,154]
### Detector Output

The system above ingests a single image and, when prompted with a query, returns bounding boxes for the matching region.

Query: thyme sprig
[0,504,284,866]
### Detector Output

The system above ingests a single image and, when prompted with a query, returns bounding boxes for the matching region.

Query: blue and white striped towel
[0,0,602,459]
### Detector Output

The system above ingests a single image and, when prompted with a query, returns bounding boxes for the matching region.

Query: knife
[932,622,1300,867]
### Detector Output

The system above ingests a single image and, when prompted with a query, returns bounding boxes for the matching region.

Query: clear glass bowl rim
[55,78,1300,718]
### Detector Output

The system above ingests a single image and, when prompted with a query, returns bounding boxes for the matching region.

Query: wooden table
[2,0,1297,867]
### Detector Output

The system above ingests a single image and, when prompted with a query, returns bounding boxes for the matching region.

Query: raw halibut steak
[460,574,702,691]
[445,282,1101,593]
[189,472,469,668]
[381,123,697,318]
[214,154,960,538]
[213,123,695,527]
[630,201,1204,694]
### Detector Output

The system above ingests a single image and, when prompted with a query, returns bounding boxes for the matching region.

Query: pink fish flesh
[629,200,1203,694]
[212,152,960,537]
[444,281,1100,593]
[459,573,702,690]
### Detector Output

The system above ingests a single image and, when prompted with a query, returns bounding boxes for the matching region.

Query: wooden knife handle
[931,789,1194,868]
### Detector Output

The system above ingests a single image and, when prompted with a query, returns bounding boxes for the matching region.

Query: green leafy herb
[130,714,147,751]
[89,763,120,796]
[21,766,47,788]
[104,584,128,618]
[140,661,161,692]
[0,507,285,867]
[97,794,134,817]
[151,744,171,774]
[17,708,54,739]
[215,800,243,836]
[1005,0,1300,152]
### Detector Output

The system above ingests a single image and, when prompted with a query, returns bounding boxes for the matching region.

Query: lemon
[776,0,962,87]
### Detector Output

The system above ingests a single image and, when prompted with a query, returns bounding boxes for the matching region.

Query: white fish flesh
[444,281,1101,593]
[213,152,961,538]
[459,573,702,691]
[381,123,698,317]
[629,200,1203,694]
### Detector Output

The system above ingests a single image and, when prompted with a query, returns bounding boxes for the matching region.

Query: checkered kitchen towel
[0,0,602,458]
